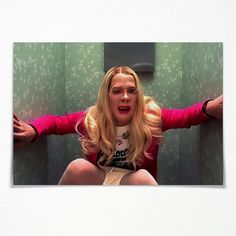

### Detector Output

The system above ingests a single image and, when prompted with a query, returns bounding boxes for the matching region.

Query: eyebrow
[111,86,137,89]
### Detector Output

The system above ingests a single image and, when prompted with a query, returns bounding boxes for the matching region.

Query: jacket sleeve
[29,111,86,137]
[161,102,210,132]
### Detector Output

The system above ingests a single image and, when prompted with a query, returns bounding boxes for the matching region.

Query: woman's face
[108,73,138,126]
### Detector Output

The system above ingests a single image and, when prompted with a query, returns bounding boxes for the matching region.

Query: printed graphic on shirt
[98,125,134,170]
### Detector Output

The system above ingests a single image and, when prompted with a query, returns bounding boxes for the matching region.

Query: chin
[116,118,131,126]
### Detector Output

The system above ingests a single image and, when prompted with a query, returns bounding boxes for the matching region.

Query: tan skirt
[102,167,134,185]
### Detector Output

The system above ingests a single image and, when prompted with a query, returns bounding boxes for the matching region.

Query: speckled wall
[13,43,223,185]
[64,43,104,164]
[180,43,223,185]
[13,43,67,184]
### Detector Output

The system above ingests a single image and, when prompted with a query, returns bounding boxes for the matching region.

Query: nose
[121,91,130,101]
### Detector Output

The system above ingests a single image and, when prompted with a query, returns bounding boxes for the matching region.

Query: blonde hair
[77,66,163,168]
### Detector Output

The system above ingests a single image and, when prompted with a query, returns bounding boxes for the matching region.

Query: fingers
[13,114,27,131]
[219,95,223,104]
[13,113,36,145]
[13,124,20,132]
[13,114,25,143]
[13,132,24,140]
[216,95,223,104]
[13,113,20,121]
[13,113,23,128]
[13,123,23,133]
[13,118,21,126]
[14,132,30,143]
[216,95,223,109]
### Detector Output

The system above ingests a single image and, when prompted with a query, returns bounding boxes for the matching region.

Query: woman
[13,66,223,185]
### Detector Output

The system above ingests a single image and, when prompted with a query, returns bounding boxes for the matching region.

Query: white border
[1,1,236,235]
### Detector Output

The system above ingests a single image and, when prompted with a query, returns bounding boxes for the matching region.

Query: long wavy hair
[77,66,163,168]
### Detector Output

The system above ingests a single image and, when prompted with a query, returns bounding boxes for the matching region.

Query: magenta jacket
[30,102,210,181]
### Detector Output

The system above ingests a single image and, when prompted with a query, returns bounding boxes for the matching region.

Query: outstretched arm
[13,111,86,147]
[161,95,223,132]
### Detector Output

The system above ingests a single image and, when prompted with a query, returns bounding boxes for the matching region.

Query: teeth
[119,107,129,110]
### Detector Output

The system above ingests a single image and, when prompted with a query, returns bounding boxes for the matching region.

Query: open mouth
[118,105,131,113]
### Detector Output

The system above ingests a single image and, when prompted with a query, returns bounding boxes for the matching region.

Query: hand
[13,113,37,148]
[205,95,223,119]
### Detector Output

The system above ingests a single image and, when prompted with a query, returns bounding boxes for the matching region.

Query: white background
[0,0,236,235]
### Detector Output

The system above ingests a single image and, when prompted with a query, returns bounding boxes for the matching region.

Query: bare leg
[120,169,157,185]
[58,158,105,185]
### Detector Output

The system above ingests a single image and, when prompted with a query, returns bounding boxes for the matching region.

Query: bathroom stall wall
[13,43,105,184]
[63,43,104,164]
[13,43,67,184]
[179,43,223,184]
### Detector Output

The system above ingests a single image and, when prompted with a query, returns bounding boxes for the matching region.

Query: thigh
[59,158,106,185]
[120,169,157,185]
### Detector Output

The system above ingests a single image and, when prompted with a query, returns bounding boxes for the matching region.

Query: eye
[112,88,121,94]
[128,87,137,94]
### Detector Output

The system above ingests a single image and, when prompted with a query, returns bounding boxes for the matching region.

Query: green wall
[13,43,67,184]
[13,42,223,185]
[64,43,104,165]
[180,43,223,184]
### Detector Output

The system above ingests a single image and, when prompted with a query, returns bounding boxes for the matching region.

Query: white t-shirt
[112,125,130,167]
[98,125,134,170]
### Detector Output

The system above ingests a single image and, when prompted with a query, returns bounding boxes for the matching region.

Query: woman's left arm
[161,95,223,132]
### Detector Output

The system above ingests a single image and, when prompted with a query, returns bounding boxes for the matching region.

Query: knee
[66,158,92,178]
[134,169,157,185]
[59,158,103,185]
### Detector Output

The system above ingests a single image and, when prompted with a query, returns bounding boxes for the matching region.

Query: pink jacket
[31,102,210,180]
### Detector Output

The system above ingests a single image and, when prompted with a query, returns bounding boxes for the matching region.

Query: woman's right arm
[13,111,86,145]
